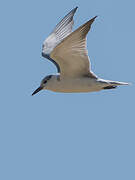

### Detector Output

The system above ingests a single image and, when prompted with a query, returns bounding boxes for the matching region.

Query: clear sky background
[0,0,135,180]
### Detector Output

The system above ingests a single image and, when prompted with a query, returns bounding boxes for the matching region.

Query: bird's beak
[32,86,43,96]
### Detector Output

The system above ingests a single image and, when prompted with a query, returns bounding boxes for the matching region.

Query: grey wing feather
[52,7,78,41]
[42,7,78,55]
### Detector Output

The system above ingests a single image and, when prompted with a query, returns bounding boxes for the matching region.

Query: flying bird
[32,7,129,95]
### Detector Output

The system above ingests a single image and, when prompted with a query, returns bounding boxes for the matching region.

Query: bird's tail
[103,80,130,90]
[108,80,130,86]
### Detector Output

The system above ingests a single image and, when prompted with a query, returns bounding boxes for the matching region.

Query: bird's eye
[44,80,47,84]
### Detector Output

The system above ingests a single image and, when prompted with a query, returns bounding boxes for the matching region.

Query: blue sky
[0,0,135,180]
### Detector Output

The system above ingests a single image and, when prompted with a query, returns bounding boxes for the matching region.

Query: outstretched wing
[50,16,97,78]
[42,7,78,72]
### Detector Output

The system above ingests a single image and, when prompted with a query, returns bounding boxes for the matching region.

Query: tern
[32,7,129,95]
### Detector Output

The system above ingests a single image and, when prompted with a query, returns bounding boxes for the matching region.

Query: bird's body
[43,75,127,93]
[45,75,100,93]
[32,7,129,95]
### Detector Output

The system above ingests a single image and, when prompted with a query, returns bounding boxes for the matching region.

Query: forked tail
[103,80,130,90]
[108,80,130,86]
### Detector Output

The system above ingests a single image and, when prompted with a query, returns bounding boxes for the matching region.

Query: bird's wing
[50,16,97,78]
[42,7,78,56]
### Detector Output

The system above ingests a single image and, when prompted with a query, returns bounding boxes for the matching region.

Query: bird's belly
[47,78,102,93]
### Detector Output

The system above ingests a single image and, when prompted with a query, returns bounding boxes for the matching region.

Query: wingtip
[67,6,78,17]
[86,15,98,25]
[93,15,98,20]
[89,16,98,24]
[73,6,78,13]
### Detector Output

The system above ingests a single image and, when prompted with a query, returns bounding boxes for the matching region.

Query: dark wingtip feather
[71,6,78,14]
[90,15,98,23]
[82,15,98,29]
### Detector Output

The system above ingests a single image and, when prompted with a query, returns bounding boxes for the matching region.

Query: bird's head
[32,75,52,96]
